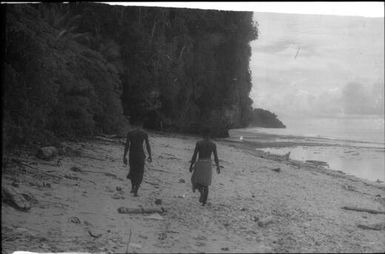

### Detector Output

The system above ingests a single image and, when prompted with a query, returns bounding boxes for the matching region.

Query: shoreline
[225,129,385,183]
[2,131,385,253]
[219,138,385,187]
[229,128,385,148]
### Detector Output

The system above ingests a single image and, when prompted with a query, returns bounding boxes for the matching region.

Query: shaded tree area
[2,3,258,149]
[249,108,286,128]
[2,4,127,148]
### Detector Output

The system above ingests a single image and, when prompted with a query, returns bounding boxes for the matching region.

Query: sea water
[230,116,385,182]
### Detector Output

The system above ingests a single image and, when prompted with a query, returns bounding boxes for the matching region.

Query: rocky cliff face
[3,3,258,146]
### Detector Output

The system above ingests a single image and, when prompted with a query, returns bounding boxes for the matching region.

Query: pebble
[129,243,142,249]
[70,166,82,172]
[271,167,281,172]
[246,236,254,241]
[83,220,92,226]
[155,198,162,205]
[68,216,81,224]
[36,146,58,160]
[158,232,167,240]
[43,182,51,188]
[112,193,125,199]
[258,216,274,227]
[195,235,207,241]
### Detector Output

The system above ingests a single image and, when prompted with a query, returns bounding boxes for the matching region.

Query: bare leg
[197,184,204,203]
[130,180,134,193]
[133,184,139,197]
[202,186,209,206]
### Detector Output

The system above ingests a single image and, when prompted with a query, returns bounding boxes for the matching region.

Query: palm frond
[56,29,67,40]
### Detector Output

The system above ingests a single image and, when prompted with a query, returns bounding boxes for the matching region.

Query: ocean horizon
[255,115,385,145]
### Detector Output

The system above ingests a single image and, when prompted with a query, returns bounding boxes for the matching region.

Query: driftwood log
[357,222,385,231]
[148,167,170,174]
[95,136,125,145]
[341,206,385,214]
[2,186,31,212]
[117,206,165,214]
[305,160,329,167]
[5,157,63,179]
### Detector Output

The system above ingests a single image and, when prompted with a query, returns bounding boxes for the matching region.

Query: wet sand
[2,132,385,253]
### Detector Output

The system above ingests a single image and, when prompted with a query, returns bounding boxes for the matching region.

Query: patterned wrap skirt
[128,155,145,185]
[191,159,212,191]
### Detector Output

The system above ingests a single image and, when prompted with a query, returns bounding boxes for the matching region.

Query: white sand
[2,132,385,253]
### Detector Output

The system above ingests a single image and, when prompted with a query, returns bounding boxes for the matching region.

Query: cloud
[254,38,318,58]
[252,79,384,118]
[250,12,384,119]
[341,81,384,115]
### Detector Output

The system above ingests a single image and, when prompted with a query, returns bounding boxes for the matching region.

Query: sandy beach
[2,132,385,253]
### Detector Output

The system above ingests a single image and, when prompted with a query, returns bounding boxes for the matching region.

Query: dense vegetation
[249,108,286,128]
[2,3,283,149]
[3,4,127,148]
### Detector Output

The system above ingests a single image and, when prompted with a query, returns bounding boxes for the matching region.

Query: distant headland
[249,108,286,128]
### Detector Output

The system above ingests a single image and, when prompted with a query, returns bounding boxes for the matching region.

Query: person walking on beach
[123,119,152,197]
[189,128,221,206]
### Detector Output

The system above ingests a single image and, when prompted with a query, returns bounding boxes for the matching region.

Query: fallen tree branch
[5,156,59,167]
[86,179,97,185]
[8,158,63,179]
[95,136,125,145]
[88,230,102,238]
[341,206,385,214]
[72,169,117,179]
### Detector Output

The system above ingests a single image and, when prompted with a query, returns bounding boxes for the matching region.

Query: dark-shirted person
[123,120,152,197]
[189,128,221,206]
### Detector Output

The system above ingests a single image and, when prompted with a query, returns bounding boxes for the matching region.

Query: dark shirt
[191,139,219,166]
[126,129,149,161]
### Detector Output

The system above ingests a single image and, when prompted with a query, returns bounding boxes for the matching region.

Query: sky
[249,12,384,119]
